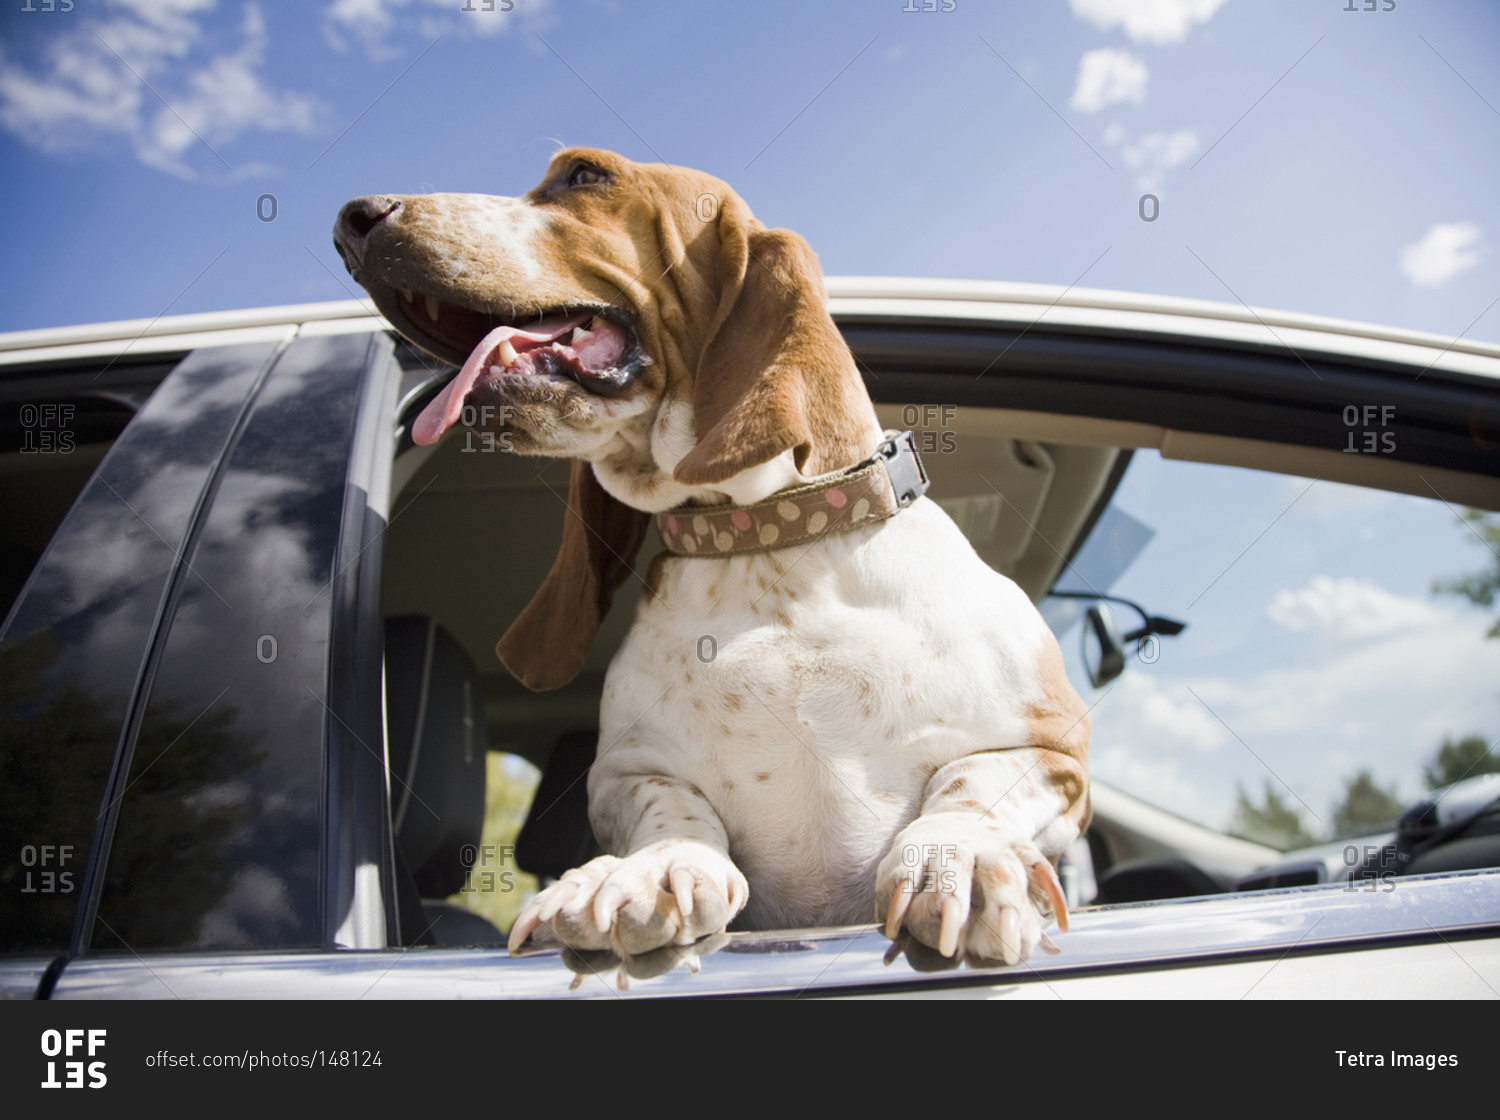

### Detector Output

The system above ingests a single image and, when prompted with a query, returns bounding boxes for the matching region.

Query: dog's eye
[567,163,610,189]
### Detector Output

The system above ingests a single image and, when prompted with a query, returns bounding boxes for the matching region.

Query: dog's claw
[508,907,541,954]
[1031,860,1069,933]
[998,907,1021,966]
[885,883,914,939]
[592,889,620,935]
[670,867,696,919]
[938,895,964,958]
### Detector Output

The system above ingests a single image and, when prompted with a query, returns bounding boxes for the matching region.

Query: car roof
[4,279,1499,385]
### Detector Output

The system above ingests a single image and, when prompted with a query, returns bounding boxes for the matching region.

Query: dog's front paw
[875,818,1068,965]
[508,840,748,957]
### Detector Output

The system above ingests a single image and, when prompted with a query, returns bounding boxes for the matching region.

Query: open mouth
[381,288,645,446]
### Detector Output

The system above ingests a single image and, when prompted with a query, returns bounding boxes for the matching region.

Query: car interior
[376,340,1500,948]
[5,337,1497,953]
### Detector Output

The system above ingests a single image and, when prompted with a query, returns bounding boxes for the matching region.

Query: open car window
[1046,450,1500,889]
[382,383,1500,944]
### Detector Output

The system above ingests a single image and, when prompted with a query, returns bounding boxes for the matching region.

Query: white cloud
[1096,672,1233,755]
[327,0,552,55]
[142,5,318,172]
[0,2,320,178]
[1092,747,1207,817]
[1112,127,1197,191]
[1269,575,1450,643]
[1400,222,1482,288]
[1070,0,1230,45]
[1070,47,1149,113]
[1089,608,1500,827]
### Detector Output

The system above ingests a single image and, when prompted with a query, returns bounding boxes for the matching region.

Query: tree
[1434,509,1500,638]
[1424,734,1500,789]
[1331,770,1405,838]
[1230,781,1316,850]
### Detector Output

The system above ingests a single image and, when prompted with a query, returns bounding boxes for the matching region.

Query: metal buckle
[875,430,929,508]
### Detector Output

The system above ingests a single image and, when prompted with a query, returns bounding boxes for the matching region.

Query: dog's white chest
[594,502,1048,926]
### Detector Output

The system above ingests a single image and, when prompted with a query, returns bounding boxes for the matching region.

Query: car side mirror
[1083,603,1126,688]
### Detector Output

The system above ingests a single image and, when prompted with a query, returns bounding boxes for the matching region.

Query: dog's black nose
[333,195,402,272]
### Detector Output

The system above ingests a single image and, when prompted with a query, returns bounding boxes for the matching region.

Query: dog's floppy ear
[672,203,874,487]
[496,460,650,691]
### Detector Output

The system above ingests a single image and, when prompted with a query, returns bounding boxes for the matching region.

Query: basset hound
[333,148,1090,964]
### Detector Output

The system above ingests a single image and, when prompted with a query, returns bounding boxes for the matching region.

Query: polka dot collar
[656,431,929,557]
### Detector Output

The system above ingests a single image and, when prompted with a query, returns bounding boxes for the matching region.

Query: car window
[0,347,263,955]
[1045,450,1500,864]
[381,364,1500,947]
[0,355,183,622]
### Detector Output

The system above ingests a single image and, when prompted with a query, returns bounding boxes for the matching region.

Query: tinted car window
[0,344,275,953]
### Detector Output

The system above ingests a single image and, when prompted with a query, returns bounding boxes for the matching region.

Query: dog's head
[334,148,879,688]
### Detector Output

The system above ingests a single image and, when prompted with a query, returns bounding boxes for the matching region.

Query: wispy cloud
[0,1,321,178]
[1400,222,1482,288]
[1105,125,1198,191]
[1070,0,1230,46]
[326,0,553,57]
[1269,575,1452,643]
[1070,47,1148,113]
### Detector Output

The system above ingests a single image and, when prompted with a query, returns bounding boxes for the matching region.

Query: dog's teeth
[551,341,567,352]
[425,295,441,321]
[400,289,414,302]
[498,339,519,366]
[488,365,503,376]
[590,316,605,331]
[571,327,592,344]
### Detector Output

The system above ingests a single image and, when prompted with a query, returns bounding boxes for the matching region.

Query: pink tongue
[410,314,587,446]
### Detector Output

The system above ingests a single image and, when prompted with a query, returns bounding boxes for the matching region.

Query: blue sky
[2,0,1497,339]
[3,0,1498,836]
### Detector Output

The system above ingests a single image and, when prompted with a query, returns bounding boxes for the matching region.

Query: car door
[0,327,404,998]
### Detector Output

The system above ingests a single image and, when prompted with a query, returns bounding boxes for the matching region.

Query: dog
[333,148,1090,964]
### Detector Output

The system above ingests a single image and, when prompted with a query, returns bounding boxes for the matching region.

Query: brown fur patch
[1024,631,1090,761]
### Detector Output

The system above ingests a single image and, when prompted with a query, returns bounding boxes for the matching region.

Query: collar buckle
[871,430,929,509]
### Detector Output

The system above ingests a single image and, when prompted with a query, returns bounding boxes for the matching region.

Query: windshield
[1047,450,1500,849]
